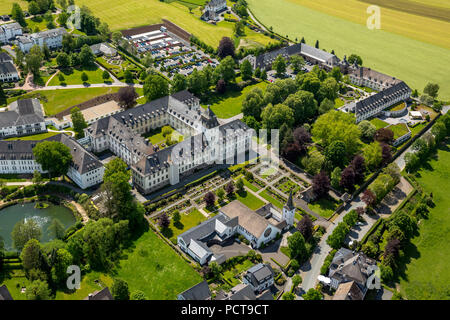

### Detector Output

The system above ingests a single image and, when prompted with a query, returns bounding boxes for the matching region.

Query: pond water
[0,202,76,251]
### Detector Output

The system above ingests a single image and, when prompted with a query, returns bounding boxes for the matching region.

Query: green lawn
[161,209,207,244]
[55,272,114,300]
[409,122,427,137]
[308,196,341,219]
[7,87,122,116]
[49,66,107,86]
[222,259,254,286]
[399,142,450,300]
[235,190,265,210]
[370,118,389,130]
[260,189,284,209]
[0,0,28,15]
[0,270,29,300]
[247,0,450,100]
[241,177,261,192]
[201,81,268,119]
[3,131,60,141]
[389,123,410,139]
[114,228,203,300]
[142,126,183,149]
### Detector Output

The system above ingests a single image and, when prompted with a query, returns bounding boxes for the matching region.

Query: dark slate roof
[0,285,13,300]
[253,43,302,69]
[328,249,377,287]
[244,263,274,287]
[0,99,43,128]
[84,287,114,300]
[299,43,336,63]
[178,281,211,300]
[59,134,103,174]
[285,190,295,210]
[355,81,411,117]
[0,52,13,62]
[0,61,17,75]
[350,67,401,87]
[227,284,257,300]
[178,214,229,244]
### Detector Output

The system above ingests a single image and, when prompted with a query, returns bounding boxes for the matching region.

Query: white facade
[18,28,66,53]
[0,22,23,44]
[205,0,227,13]
[67,165,105,189]
[0,122,46,138]
[0,63,19,82]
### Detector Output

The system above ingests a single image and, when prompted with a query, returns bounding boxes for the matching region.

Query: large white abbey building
[84,90,254,194]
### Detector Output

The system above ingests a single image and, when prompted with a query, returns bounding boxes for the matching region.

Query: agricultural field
[247,0,450,100]
[399,142,450,299]
[113,228,203,300]
[0,0,28,15]
[75,0,274,48]
[201,81,268,119]
[6,87,122,116]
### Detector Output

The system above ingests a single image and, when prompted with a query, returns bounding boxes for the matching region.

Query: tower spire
[286,189,295,211]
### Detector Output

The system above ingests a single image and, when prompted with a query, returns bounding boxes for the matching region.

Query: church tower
[282,190,295,226]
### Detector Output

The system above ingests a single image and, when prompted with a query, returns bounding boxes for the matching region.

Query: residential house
[217,283,273,300]
[177,281,211,300]
[242,263,275,293]
[333,281,365,300]
[327,248,377,299]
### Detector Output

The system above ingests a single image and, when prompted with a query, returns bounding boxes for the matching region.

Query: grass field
[161,209,207,244]
[4,131,60,141]
[308,196,341,218]
[247,0,450,100]
[389,123,410,139]
[370,118,389,129]
[260,189,284,209]
[48,66,107,86]
[114,228,202,300]
[0,0,28,15]
[235,190,265,210]
[201,81,268,119]
[7,87,122,116]
[55,272,114,300]
[75,0,274,48]
[398,142,450,299]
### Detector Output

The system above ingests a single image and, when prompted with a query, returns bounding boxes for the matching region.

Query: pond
[0,202,77,251]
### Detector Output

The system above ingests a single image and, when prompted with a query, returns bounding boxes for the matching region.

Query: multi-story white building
[177,194,296,265]
[0,134,104,190]
[85,90,254,195]
[354,81,411,123]
[18,28,66,53]
[0,61,19,82]
[0,99,46,138]
[349,66,402,91]
[0,22,23,44]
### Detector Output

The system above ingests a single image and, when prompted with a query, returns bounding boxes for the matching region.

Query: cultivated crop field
[247,0,450,100]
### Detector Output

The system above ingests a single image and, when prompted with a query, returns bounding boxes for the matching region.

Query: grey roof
[350,67,402,87]
[0,52,13,62]
[227,284,257,300]
[0,99,43,128]
[90,42,117,56]
[84,287,114,300]
[0,61,17,75]
[0,285,13,300]
[178,214,229,244]
[328,248,376,287]
[244,263,274,287]
[355,81,411,117]
[31,27,66,40]
[299,43,336,63]
[220,200,269,238]
[178,281,211,300]
[285,190,295,210]
[59,134,103,174]
[2,22,21,30]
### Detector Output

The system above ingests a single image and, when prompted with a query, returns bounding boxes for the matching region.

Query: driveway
[258,238,290,268]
